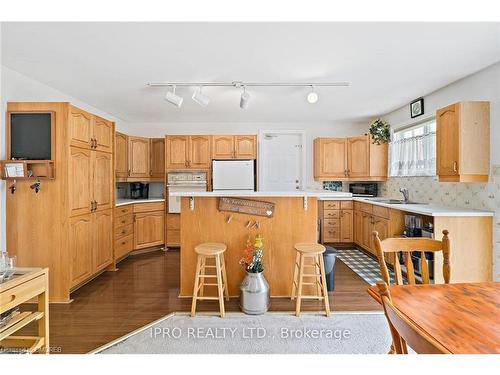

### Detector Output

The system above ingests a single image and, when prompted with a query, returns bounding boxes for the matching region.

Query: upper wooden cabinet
[115,132,128,179]
[150,138,165,180]
[436,101,490,182]
[128,136,150,178]
[68,107,114,153]
[212,135,257,159]
[166,135,211,170]
[314,134,387,181]
[93,151,113,212]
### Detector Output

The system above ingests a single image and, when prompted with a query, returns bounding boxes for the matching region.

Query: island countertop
[169,190,352,198]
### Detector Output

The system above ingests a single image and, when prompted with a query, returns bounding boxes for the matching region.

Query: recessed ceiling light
[240,87,250,109]
[192,86,210,107]
[165,85,184,107]
[307,86,318,104]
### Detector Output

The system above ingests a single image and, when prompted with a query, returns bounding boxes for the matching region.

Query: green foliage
[369,119,391,145]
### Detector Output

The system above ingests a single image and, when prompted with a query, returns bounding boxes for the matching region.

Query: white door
[259,132,304,191]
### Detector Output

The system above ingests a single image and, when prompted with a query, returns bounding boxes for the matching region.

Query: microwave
[348,183,378,197]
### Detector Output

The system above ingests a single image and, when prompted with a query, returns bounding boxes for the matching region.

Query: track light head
[240,87,250,109]
[165,85,184,107]
[192,86,210,107]
[307,86,318,104]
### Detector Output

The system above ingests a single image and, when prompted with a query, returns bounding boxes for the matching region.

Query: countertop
[167,190,493,217]
[115,198,165,207]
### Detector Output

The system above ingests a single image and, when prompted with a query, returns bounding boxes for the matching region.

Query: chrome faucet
[399,188,410,203]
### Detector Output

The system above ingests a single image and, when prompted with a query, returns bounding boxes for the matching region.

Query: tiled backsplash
[379,176,500,281]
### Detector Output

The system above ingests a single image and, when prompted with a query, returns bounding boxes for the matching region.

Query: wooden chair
[372,230,451,285]
[377,282,451,354]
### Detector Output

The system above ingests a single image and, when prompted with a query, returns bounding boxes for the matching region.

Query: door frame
[257,130,306,191]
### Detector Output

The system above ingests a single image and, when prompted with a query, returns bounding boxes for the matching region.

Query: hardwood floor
[21,249,380,354]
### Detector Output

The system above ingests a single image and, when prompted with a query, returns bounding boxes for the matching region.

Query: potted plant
[369,118,391,145]
[239,235,270,315]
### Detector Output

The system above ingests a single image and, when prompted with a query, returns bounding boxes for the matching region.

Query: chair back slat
[373,230,450,285]
[377,283,451,354]
[420,251,430,284]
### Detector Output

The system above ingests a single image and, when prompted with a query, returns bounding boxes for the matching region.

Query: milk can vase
[240,271,270,315]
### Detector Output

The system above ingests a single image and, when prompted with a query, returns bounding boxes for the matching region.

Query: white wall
[117,121,368,190]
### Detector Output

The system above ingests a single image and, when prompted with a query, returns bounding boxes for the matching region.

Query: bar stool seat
[291,243,330,317]
[191,242,229,318]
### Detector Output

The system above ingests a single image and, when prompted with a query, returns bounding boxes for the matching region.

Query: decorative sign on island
[218,197,275,217]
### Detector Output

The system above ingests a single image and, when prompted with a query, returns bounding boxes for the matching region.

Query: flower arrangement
[239,235,264,273]
[369,118,391,145]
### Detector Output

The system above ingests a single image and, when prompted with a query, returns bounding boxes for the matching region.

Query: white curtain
[389,121,436,177]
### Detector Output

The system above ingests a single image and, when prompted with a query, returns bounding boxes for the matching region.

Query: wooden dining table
[367,282,500,354]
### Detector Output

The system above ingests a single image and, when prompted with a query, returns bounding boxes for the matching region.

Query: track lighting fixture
[192,86,210,107]
[165,85,184,107]
[240,86,250,109]
[307,85,318,104]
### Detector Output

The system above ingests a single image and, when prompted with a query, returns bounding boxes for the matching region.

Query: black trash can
[323,246,337,291]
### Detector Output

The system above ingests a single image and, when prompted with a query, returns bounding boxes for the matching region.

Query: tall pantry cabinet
[5,102,115,303]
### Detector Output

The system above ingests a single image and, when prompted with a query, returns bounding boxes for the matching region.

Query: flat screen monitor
[10,113,52,160]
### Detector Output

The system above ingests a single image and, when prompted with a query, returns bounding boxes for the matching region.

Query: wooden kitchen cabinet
[320,201,353,244]
[340,209,354,242]
[212,136,235,159]
[235,135,257,158]
[353,210,362,244]
[69,214,93,287]
[93,209,113,272]
[68,147,93,217]
[166,135,211,170]
[93,151,113,212]
[314,135,388,181]
[134,211,165,250]
[212,135,257,159]
[93,116,114,153]
[115,132,128,179]
[436,101,489,182]
[128,136,150,178]
[68,107,113,153]
[189,136,211,168]
[166,135,189,169]
[150,138,165,180]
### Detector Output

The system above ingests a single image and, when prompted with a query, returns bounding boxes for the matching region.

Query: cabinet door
[166,136,189,169]
[353,210,362,244]
[189,136,211,169]
[93,210,113,272]
[212,136,235,159]
[361,213,373,251]
[93,151,113,212]
[134,211,165,250]
[69,214,93,287]
[235,135,257,159]
[68,147,93,217]
[372,217,389,258]
[317,138,347,178]
[436,104,459,176]
[347,136,370,178]
[340,209,353,243]
[150,138,165,179]
[93,116,114,153]
[128,136,150,178]
[68,107,93,149]
[115,132,128,178]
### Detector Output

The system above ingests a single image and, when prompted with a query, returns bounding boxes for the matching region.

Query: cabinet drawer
[372,205,390,219]
[323,227,340,242]
[358,202,373,214]
[340,201,353,210]
[166,229,180,245]
[323,218,340,228]
[115,224,133,239]
[353,201,363,211]
[115,234,134,259]
[133,202,165,213]
[323,201,340,210]
[0,274,46,312]
[323,209,340,219]
[115,214,133,228]
[166,213,180,230]
[115,205,133,217]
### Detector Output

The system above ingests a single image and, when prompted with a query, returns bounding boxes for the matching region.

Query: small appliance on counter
[130,182,149,199]
[212,160,255,192]
[348,183,378,197]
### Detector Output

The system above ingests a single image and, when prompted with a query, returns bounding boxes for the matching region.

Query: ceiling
[2,22,500,123]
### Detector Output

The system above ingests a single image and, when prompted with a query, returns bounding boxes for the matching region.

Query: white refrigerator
[212,160,255,191]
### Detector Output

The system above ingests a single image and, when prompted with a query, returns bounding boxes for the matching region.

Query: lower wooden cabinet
[321,201,353,244]
[340,209,354,242]
[69,209,113,288]
[134,211,165,250]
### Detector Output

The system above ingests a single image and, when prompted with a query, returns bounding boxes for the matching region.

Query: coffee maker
[130,182,149,199]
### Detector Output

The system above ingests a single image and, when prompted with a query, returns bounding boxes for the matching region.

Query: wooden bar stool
[191,242,229,318]
[291,243,330,317]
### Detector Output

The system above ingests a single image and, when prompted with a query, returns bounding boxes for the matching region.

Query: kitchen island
[171,191,351,297]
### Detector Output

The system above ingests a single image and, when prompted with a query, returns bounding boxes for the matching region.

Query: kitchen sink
[366,198,425,205]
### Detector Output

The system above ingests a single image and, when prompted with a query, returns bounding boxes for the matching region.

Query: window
[389,118,436,177]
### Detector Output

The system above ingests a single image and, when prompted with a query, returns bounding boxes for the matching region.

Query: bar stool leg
[199,256,206,297]
[291,251,300,300]
[215,254,225,318]
[191,255,202,317]
[221,253,229,301]
[314,256,322,300]
[295,253,305,317]
[318,253,331,317]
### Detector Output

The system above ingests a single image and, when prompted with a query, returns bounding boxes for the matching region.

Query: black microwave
[349,183,378,197]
